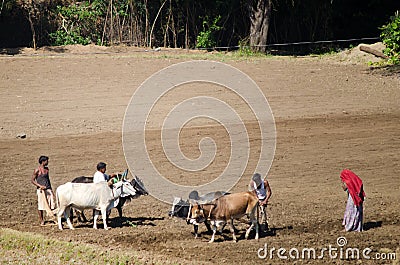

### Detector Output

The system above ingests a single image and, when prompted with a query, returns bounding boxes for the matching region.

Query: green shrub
[196,16,222,49]
[380,11,400,65]
[49,0,105,46]
[49,29,91,46]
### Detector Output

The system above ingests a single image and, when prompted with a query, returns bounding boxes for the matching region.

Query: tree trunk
[249,0,272,53]
[185,4,189,49]
[359,45,388,59]
[110,0,113,45]
[149,0,167,48]
[144,0,149,47]
[27,10,36,50]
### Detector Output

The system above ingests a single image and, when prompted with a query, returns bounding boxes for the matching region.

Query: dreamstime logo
[336,236,347,247]
[122,61,276,203]
[257,236,397,260]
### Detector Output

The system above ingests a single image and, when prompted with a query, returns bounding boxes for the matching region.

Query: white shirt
[253,181,267,200]
[93,171,109,183]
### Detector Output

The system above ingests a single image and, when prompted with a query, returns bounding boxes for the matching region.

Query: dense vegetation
[380,11,400,64]
[0,0,399,57]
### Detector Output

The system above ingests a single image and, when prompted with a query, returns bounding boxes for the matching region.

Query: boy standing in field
[31,155,55,226]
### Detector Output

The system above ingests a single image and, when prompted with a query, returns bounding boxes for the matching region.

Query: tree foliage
[380,11,400,64]
[1,0,399,54]
[196,15,222,49]
[49,1,105,45]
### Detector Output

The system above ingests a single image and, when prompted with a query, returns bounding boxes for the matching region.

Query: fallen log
[359,45,388,59]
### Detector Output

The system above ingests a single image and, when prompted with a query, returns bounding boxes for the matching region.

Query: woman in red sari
[340,169,366,232]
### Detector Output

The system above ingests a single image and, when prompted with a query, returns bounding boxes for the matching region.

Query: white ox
[56,180,137,230]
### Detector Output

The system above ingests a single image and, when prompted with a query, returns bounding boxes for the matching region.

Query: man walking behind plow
[249,173,272,231]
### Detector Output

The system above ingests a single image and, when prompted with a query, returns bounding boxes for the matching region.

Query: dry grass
[0,228,141,265]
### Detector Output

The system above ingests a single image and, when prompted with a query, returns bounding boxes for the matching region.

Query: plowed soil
[0,46,399,264]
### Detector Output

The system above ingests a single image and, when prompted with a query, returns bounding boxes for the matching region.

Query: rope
[196,37,381,50]
[2,37,381,57]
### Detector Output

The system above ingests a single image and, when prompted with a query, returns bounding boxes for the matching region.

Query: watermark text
[257,237,397,261]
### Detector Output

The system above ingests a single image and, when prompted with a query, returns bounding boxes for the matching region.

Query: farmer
[93,162,118,219]
[249,173,272,229]
[340,169,366,232]
[31,155,55,226]
[93,162,117,185]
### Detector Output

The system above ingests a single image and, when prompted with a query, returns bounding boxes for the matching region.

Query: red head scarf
[340,169,366,206]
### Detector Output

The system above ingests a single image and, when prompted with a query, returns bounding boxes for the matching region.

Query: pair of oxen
[56,170,148,230]
[169,190,263,243]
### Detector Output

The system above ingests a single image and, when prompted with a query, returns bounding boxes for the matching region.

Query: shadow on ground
[363,220,382,231]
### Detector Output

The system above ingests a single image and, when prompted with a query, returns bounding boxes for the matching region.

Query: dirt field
[0,46,399,264]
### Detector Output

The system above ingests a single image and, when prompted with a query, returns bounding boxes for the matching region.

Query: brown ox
[190,191,259,243]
